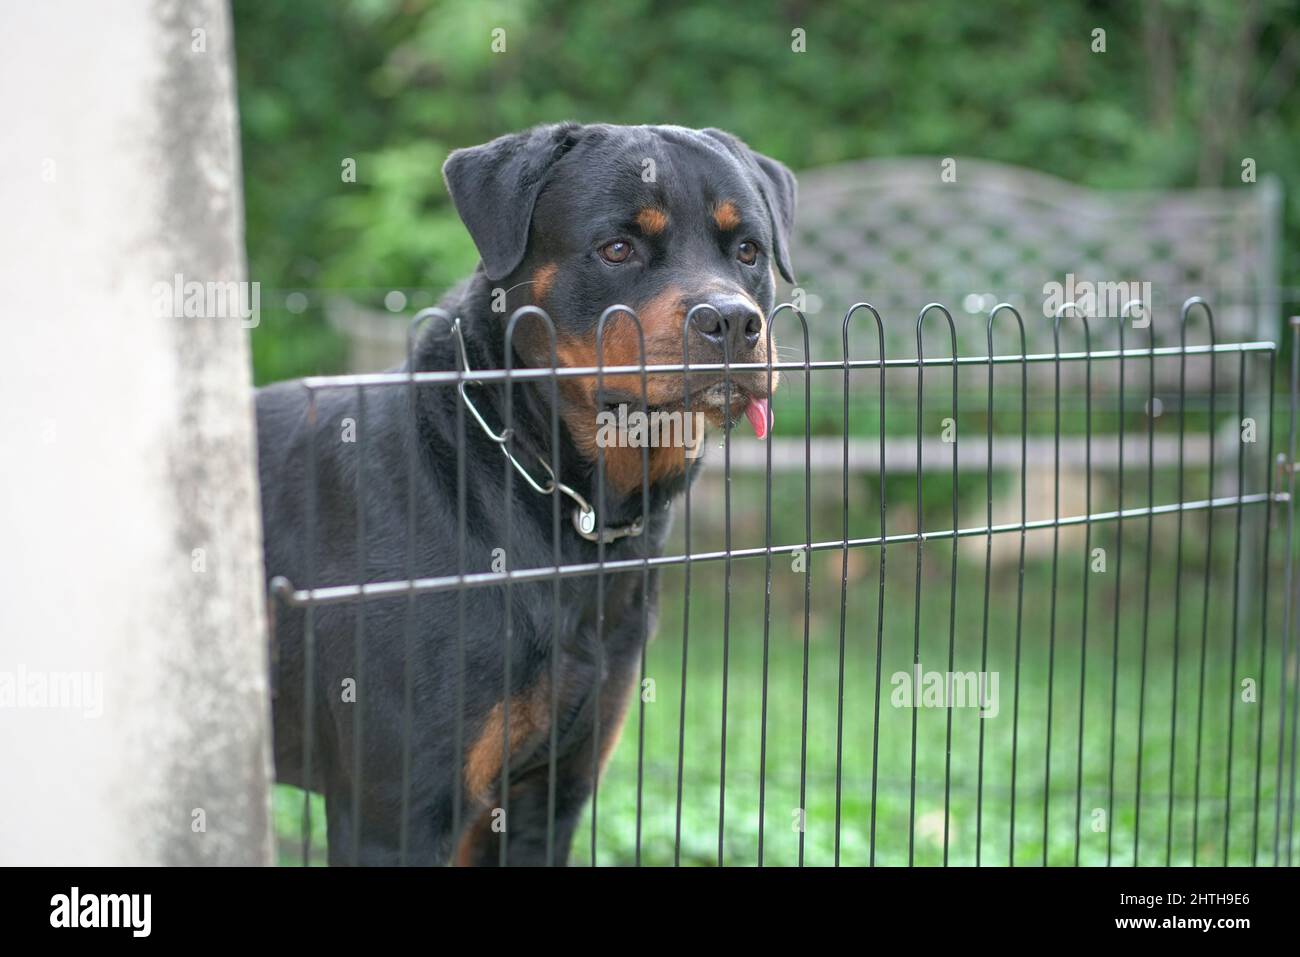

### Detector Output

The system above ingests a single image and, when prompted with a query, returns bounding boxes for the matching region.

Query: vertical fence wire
[1104,313,1126,867]
[547,315,563,868]
[450,331,466,862]
[1284,319,1300,865]
[1069,310,1093,869]
[718,320,733,867]
[630,311,652,869]
[796,309,813,868]
[834,323,850,866]
[940,310,958,867]
[838,304,886,867]
[866,307,889,868]
[301,386,318,866]
[398,311,434,863]
[910,303,957,865]
[1277,319,1300,865]
[500,324,516,868]
[350,384,367,865]
[1250,350,1278,864]
[1042,308,1065,866]
[757,321,775,866]
[1166,308,1191,864]
[985,304,1027,866]
[1132,305,1157,865]
[590,315,609,868]
[673,318,694,867]
[1223,350,1248,863]
[1190,299,1217,865]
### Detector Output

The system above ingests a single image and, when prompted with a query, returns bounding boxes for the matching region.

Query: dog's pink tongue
[744,397,772,440]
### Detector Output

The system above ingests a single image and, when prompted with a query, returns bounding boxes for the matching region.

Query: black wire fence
[270,298,1299,867]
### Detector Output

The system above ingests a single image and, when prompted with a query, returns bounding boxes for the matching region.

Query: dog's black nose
[690,296,762,358]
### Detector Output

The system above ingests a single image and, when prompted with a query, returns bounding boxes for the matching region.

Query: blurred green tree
[233,0,1299,384]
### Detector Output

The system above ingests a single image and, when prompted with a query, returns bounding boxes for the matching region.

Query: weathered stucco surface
[0,0,273,864]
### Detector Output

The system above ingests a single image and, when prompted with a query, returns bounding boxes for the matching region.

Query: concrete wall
[0,1,273,864]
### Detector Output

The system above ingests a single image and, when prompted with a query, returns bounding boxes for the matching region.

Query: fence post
[0,0,273,864]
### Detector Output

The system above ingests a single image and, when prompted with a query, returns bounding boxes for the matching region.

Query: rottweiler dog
[257,123,795,865]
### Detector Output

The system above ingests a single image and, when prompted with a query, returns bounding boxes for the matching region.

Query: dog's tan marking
[532,263,558,303]
[463,686,548,803]
[554,286,695,492]
[712,200,741,231]
[636,207,668,236]
[453,806,495,866]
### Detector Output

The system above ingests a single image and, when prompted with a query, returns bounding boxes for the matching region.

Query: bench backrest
[788,157,1281,363]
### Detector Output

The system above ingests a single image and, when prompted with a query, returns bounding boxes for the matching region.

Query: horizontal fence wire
[269,299,1299,867]
[275,494,1280,606]
[297,342,1278,389]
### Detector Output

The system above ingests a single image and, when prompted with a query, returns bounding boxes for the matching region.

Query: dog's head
[443,123,795,481]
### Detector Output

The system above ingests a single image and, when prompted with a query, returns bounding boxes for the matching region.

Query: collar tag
[572,506,644,544]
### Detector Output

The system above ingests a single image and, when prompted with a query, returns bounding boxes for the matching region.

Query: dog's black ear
[701,129,798,284]
[443,123,581,282]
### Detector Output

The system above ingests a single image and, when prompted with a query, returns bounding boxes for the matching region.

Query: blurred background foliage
[233,0,1299,386]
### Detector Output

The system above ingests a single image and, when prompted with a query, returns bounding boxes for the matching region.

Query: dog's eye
[599,240,633,265]
[737,241,759,266]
